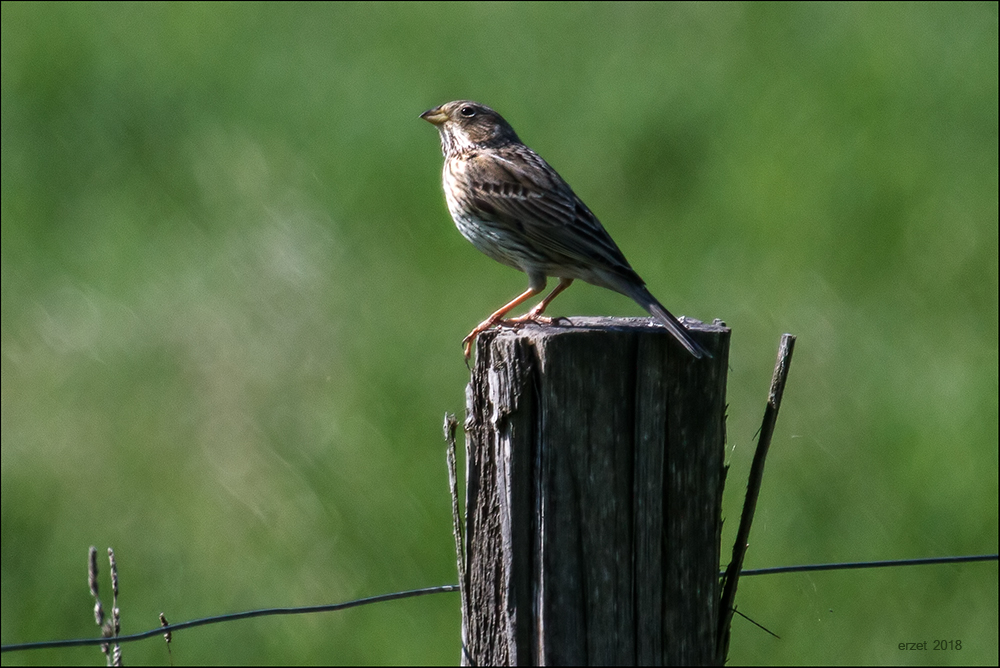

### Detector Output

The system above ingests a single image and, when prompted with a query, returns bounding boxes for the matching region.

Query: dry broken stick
[443,412,470,664]
[717,333,796,662]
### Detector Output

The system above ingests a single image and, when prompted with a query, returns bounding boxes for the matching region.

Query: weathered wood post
[460,316,729,666]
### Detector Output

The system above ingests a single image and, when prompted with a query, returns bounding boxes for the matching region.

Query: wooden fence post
[460,316,729,666]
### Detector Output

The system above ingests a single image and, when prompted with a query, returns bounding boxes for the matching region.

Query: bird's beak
[420,106,448,125]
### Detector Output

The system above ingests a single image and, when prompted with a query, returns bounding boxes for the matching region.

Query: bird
[420,100,709,361]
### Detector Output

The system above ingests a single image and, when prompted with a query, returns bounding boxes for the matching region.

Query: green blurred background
[2,2,996,665]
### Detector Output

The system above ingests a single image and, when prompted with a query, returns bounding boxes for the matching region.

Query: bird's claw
[461,316,533,362]
[462,312,565,362]
[504,313,554,327]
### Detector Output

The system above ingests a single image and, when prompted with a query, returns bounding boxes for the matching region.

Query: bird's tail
[627,284,711,359]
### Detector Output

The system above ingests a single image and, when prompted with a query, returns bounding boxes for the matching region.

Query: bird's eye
[460,106,477,118]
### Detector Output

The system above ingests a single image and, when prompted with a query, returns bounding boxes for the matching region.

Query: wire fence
[1,552,995,655]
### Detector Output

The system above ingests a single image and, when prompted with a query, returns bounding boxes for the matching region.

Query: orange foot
[462,315,513,361]
[462,279,575,361]
[462,313,562,360]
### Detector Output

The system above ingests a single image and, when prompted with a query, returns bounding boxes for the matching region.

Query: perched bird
[420,100,709,360]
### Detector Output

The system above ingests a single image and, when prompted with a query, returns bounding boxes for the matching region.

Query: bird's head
[420,100,521,154]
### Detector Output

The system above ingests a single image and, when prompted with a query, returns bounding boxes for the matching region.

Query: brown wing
[461,145,641,281]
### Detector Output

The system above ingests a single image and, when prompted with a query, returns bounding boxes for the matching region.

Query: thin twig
[717,333,796,662]
[733,609,780,639]
[443,414,466,608]
[108,548,121,666]
[87,546,114,664]
[88,546,104,628]
[444,413,471,664]
[159,612,173,664]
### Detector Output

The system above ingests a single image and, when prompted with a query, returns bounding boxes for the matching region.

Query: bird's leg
[463,285,544,360]
[506,278,574,325]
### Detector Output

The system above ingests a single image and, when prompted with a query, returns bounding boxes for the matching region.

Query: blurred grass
[2,2,996,665]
